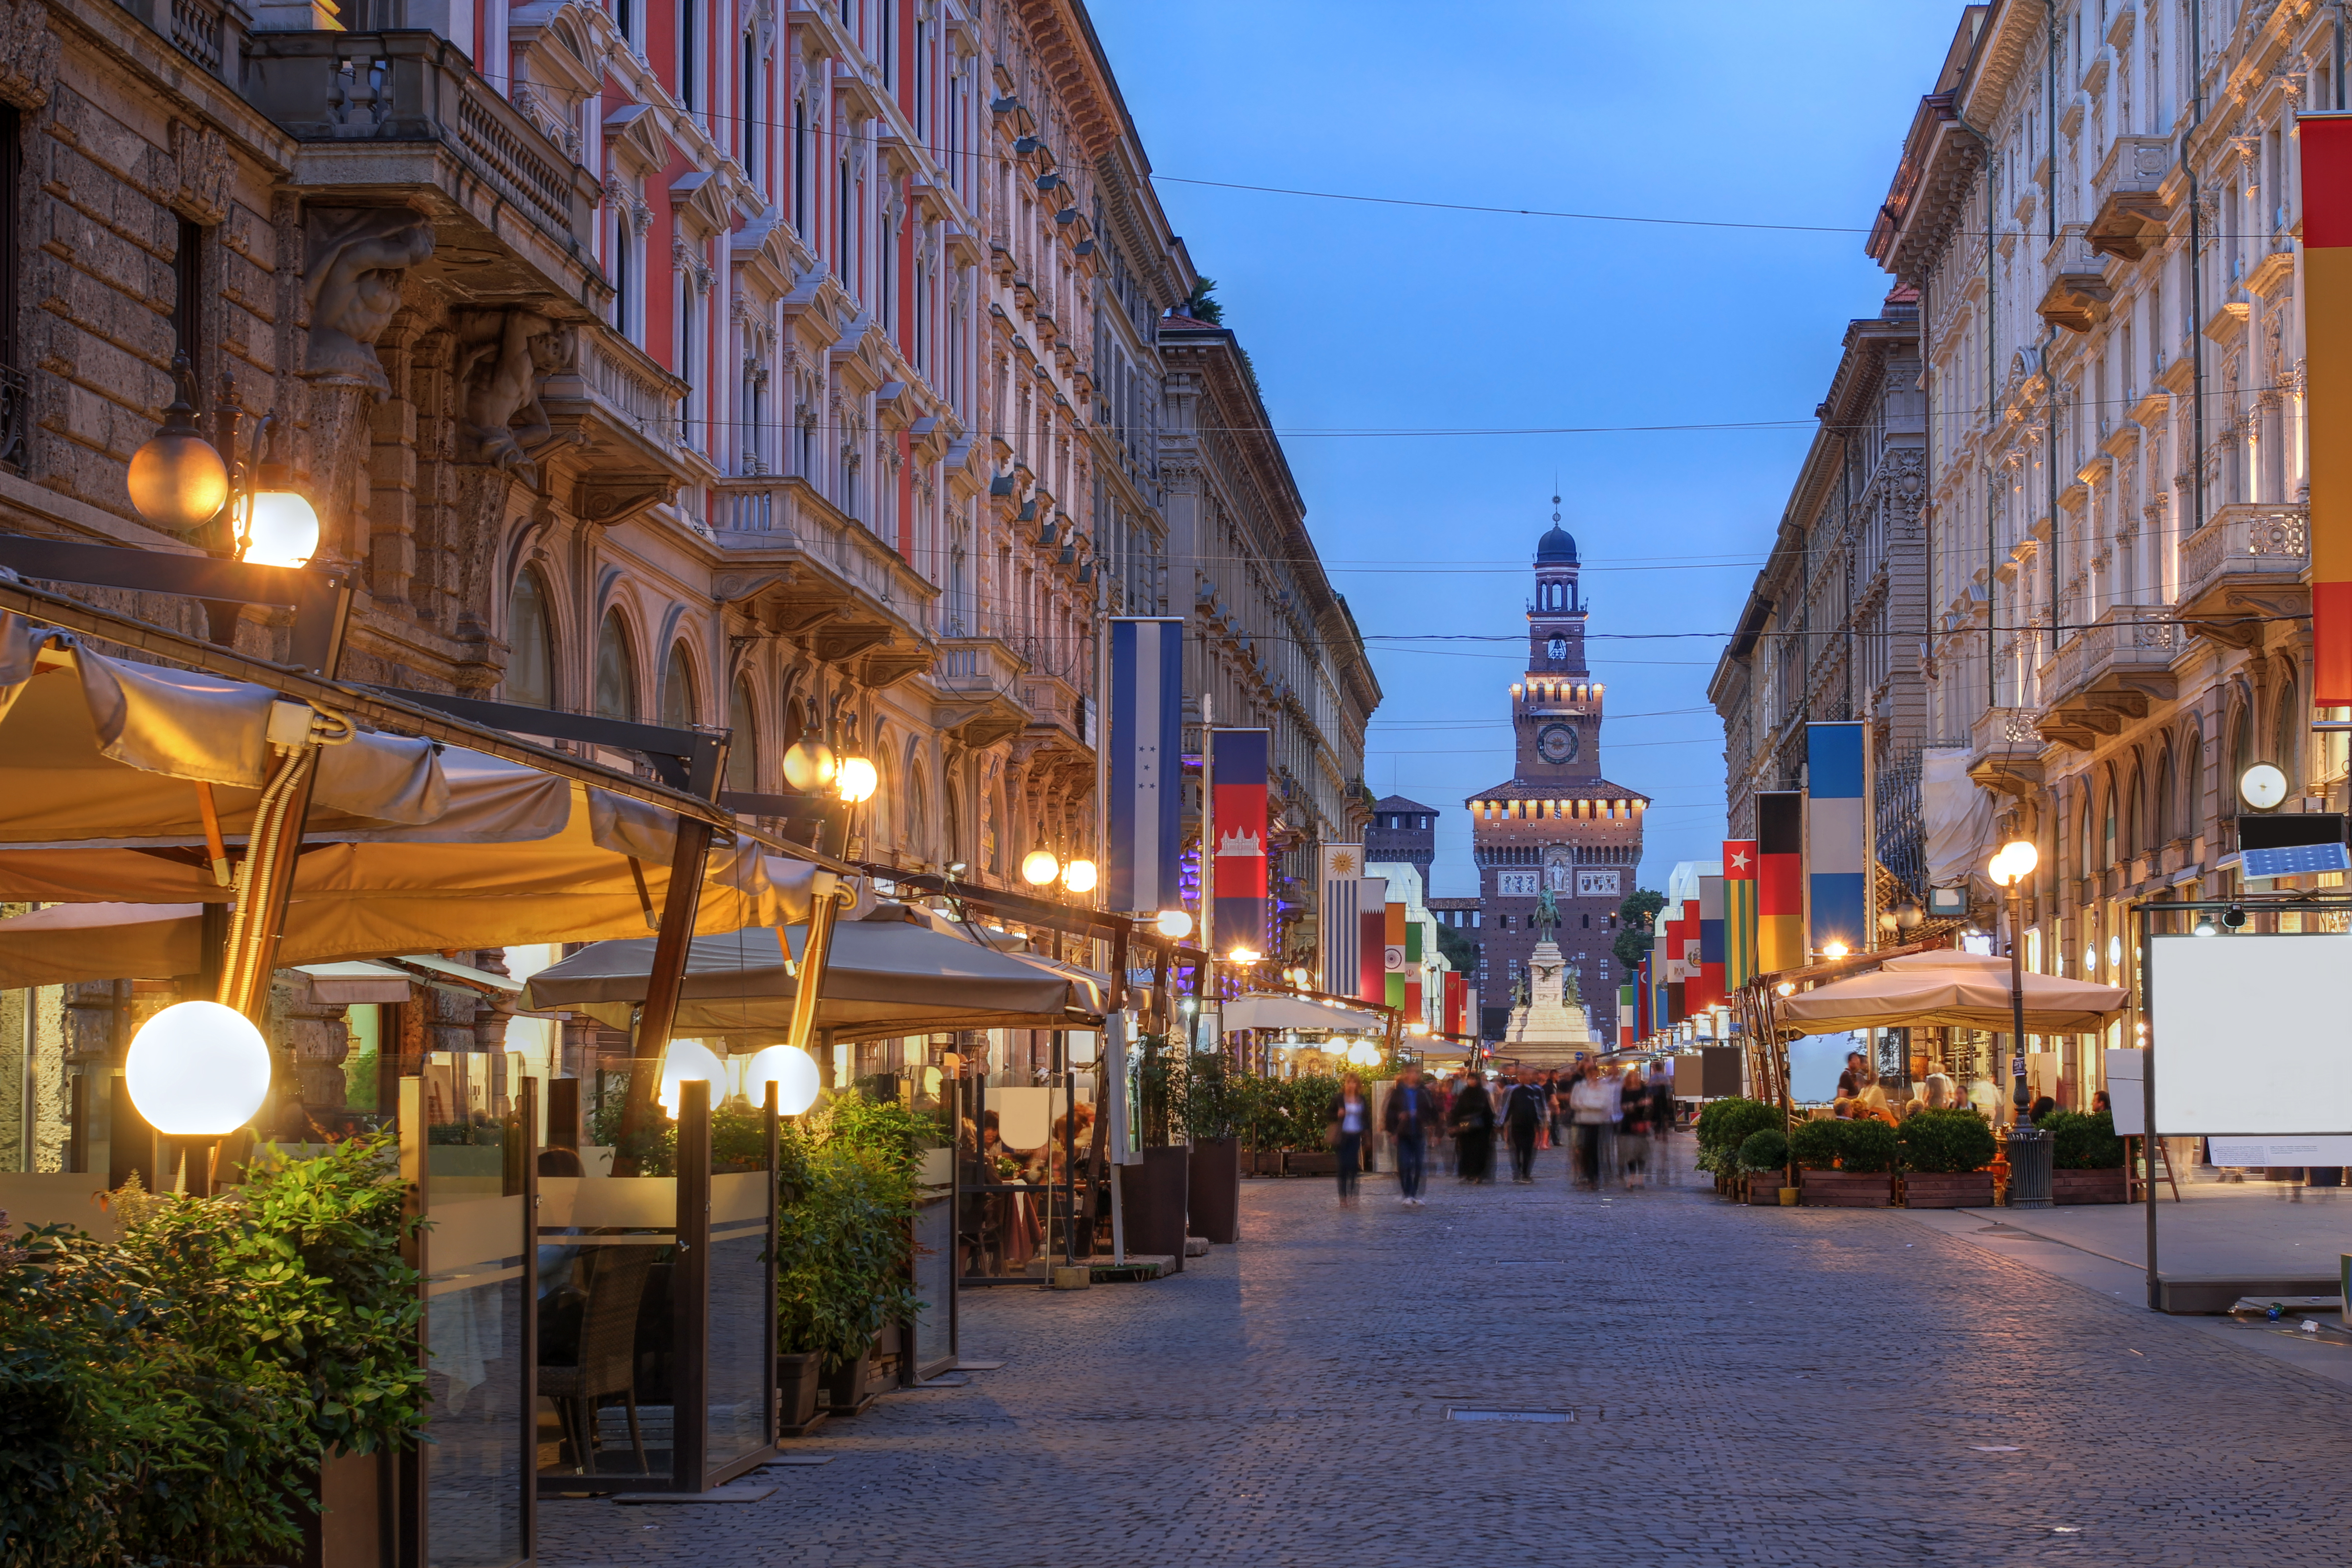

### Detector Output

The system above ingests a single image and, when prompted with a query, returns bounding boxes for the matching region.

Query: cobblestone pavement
[541,1146,2352,1566]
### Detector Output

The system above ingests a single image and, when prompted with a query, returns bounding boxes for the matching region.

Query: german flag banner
[1756,792,1804,972]
[2305,114,2352,702]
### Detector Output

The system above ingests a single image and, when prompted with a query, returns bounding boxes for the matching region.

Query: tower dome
[1535,495,1577,564]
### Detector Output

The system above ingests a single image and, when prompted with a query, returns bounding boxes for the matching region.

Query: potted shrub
[1792,1117,1895,1206]
[2044,1109,2128,1203]
[1897,1108,2000,1207]
[1282,1074,1340,1176]
[1695,1098,1782,1194]
[777,1114,921,1422]
[1736,1128,1789,1205]
[1181,1054,1247,1241]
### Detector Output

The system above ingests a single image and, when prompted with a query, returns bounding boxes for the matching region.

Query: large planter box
[1122,1146,1190,1268]
[1901,1171,1997,1208]
[1800,1169,1893,1207]
[1743,1171,1787,1206]
[819,1351,881,1417]
[1283,1151,1339,1177]
[1188,1137,1240,1243]
[2051,1166,2128,1205]
[777,1351,827,1437]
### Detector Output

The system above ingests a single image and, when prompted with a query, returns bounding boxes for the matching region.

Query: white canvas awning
[1219,993,1389,1034]
[1772,949,2129,1036]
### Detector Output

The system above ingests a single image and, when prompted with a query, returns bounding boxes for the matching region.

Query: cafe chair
[539,1248,654,1475]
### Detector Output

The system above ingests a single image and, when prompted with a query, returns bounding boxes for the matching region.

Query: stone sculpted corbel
[166,121,232,227]
[0,0,56,111]
[456,308,571,469]
[302,207,437,392]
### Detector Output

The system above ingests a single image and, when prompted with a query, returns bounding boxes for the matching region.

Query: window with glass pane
[506,571,554,709]
[595,611,636,719]
[661,643,696,730]
[726,680,757,791]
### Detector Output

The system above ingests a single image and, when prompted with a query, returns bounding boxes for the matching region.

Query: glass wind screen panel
[912,1194,951,1372]
[536,1175,677,1483]
[425,1195,525,1567]
[428,1119,508,1202]
[704,1218,770,1473]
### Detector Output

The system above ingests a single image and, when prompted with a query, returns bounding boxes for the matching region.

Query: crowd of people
[1325,1059,1680,1204]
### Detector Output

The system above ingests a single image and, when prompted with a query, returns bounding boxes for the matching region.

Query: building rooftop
[1373,794,1440,814]
[1464,777,1652,805]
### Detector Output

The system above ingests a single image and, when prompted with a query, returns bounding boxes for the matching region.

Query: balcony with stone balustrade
[2175,504,2309,646]
[2034,603,2182,751]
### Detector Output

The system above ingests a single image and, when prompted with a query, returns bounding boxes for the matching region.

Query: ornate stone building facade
[0,0,1375,1160]
[1718,0,2349,1104]
[1467,515,1649,1042]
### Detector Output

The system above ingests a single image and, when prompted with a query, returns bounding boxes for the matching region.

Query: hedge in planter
[1695,1098,1782,1174]
[2040,1109,2125,1170]
[1736,1128,1788,1174]
[775,1141,921,1373]
[0,1135,425,1568]
[1895,1108,1999,1174]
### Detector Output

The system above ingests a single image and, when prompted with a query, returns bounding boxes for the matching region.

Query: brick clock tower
[1465,503,1649,1044]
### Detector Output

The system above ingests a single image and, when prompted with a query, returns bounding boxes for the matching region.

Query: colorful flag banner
[1384,899,1407,1012]
[2305,114,2352,703]
[1697,874,1725,1014]
[1723,838,1758,990]
[1317,845,1366,996]
[1209,728,1269,958]
[1806,722,1868,958]
[1357,878,1387,1004]
[1756,792,1804,973]
[1107,618,1183,913]
[1618,983,1635,1050]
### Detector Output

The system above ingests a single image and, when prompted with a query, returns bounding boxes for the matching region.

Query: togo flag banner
[1722,837,1758,989]
[1107,618,1183,913]
[1209,728,1269,956]
[2305,114,2352,702]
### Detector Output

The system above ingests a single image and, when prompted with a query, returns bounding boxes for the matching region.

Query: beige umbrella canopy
[519,906,1110,1044]
[1771,949,2129,1036]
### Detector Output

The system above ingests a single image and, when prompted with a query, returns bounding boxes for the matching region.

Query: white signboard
[2104,1048,2144,1136]
[1577,869,1621,899]
[2208,1136,2352,1168]
[2149,933,2352,1135]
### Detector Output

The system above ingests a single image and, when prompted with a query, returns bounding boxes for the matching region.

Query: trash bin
[2008,1125,2053,1209]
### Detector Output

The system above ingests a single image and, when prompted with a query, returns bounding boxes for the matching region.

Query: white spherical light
[835,755,879,804]
[658,1039,726,1117]
[1060,858,1098,894]
[124,1001,273,1136]
[741,1044,821,1115]
[1021,848,1060,886]
[242,488,321,567]
[1155,909,1193,940]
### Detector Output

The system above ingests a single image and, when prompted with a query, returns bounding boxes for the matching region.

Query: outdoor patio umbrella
[1769,949,2129,1036]
[519,906,1109,1043]
[1219,993,1390,1034]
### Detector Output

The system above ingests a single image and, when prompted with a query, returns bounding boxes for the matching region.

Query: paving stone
[537,1142,2352,1566]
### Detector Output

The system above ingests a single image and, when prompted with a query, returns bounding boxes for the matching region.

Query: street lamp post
[1989,838,2051,1208]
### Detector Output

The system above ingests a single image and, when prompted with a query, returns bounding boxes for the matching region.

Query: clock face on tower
[1536,722,1578,763]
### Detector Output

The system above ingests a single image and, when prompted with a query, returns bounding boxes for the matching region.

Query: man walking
[1384,1064,1437,1205]
[1569,1061,1622,1190]
[1499,1066,1549,1184]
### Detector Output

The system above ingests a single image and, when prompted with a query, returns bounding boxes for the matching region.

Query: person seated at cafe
[2091,1089,2112,1116]
[1836,1050,1868,1099]
[1855,1085,1899,1127]
[2029,1095,2057,1123]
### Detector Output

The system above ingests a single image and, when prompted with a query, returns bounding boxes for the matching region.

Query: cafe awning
[1770,949,2129,1036]
[519,906,1109,1043]
[1219,993,1389,1034]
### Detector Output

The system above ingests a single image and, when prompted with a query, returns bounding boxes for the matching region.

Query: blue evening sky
[1090,1,1969,897]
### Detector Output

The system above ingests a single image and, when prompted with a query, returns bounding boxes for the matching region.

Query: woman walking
[1618,1065,1653,1189]
[1329,1072,1371,1205]
[1450,1072,1496,1185]
[1569,1061,1621,1190]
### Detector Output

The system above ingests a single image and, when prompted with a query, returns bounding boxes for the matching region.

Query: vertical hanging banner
[1756,792,1805,973]
[1405,916,1425,1023]
[1723,838,1758,990]
[2305,115,2352,703]
[1617,984,1636,1050]
[1383,899,1408,1011]
[1697,874,1726,1013]
[1316,844,1365,995]
[1806,722,1869,958]
[1446,971,1466,1036]
[1208,728,1269,957]
[1356,877,1387,1003]
[1107,618,1184,913]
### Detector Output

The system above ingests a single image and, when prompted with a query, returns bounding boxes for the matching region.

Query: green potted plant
[1695,1097,1782,1194]
[1896,1108,2000,1207]
[776,1095,923,1424]
[1182,1054,1246,1241]
[2043,1109,2128,1203]
[1283,1074,1342,1177]
[1789,1116,1895,1206]
[1736,1128,1789,1205]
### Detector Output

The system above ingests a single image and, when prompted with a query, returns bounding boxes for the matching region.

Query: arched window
[2182,725,2205,840]
[660,642,696,730]
[725,679,757,792]
[2154,748,2176,846]
[2078,795,2094,879]
[2274,668,2301,788]
[2124,766,2143,862]
[505,569,555,709]
[594,610,636,720]
[945,777,965,866]
[2101,785,2117,870]
[903,739,927,856]
[2230,705,2254,795]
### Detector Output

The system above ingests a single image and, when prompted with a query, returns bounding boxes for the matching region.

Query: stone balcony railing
[2035,603,2181,750]
[2177,504,2308,614]
[2037,221,2115,332]
[244,31,600,250]
[2087,134,2173,260]
[1965,705,2043,795]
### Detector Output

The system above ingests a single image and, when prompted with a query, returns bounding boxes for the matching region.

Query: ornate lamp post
[1990,838,2051,1208]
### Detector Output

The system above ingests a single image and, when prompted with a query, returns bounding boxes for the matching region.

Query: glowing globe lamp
[242,487,321,567]
[1060,858,1098,893]
[740,1044,821,1115]
[1155,909,1193,940]
[124,1001,272,1136]
[782,738,838,793]
[127,421,230,533]
[658,1039,725,1117]
[1021,848,1060,886]
[836,754,878,804]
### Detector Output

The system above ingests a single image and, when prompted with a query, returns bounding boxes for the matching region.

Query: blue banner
[1107,618,1184,914]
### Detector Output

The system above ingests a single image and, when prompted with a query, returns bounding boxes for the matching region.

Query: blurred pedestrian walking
[1499,1066,1549,1183]
[1618,1065,1653,1189]
[1384,1064,1438,1205]
[1569,1061,1621,1190]
[1329,1072,1371,1205]
[1450,1072,1496,1185]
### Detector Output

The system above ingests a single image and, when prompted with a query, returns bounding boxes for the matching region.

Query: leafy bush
[1736,1128,1788,1173]
[1839,1118,1899,1174]
[775,1144,920,1370]
[0,1136,424,1566]
[1787,1117,1847,1171]
[2043,1108,2125,1170]
[1697,1097,1781,1155]
[1897,1108,2000,1174]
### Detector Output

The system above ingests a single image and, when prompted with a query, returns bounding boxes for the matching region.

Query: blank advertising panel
[2149,933,2352,1134]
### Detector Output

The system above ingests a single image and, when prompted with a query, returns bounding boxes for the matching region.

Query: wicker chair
[539,1248,655,1475]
